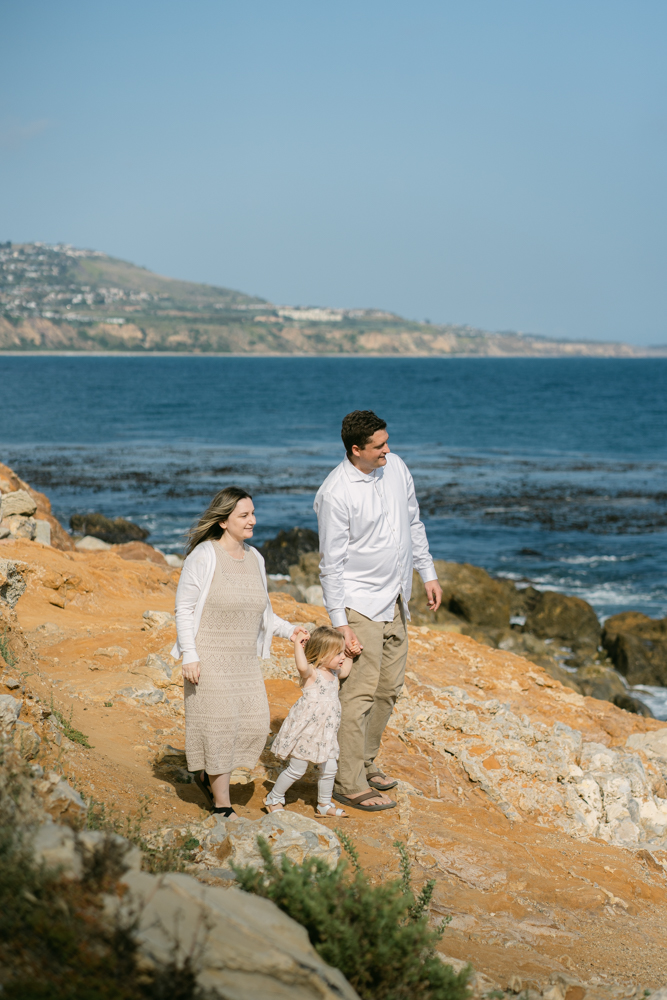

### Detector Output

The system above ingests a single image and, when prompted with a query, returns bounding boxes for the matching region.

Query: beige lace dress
[271,670,341,763]
[184,543,270,774]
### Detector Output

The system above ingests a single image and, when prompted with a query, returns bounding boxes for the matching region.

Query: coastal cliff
[2,243,664,357]
[2,467,667,993]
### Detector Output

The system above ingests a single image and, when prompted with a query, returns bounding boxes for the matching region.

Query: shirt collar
[343,457,380,483]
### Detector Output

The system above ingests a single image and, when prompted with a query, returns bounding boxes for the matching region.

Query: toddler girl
[265,625,352,817]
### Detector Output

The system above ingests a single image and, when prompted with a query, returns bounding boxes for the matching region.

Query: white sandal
[316,803,348,817]
[264,797,284,813]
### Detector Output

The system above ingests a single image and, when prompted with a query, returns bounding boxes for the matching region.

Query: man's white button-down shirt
[314,453,437,628]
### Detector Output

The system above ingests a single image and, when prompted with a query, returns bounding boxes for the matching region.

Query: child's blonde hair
[302,626,345,682]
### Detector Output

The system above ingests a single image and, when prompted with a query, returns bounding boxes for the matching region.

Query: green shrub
[232,830,471,1000]
[51,701,92,748]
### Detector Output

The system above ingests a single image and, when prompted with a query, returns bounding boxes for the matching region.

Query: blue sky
[1,1,665,343]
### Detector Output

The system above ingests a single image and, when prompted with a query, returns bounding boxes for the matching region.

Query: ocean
[2,354,666,629]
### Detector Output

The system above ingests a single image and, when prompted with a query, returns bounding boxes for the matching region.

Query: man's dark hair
[341,410,387,457]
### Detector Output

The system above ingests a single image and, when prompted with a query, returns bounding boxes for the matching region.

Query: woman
[172,487,306,817]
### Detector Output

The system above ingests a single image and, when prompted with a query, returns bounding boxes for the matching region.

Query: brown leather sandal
[332,790,396,812]
[367,770,398,791]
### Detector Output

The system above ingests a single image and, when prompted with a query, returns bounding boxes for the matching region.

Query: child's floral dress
[271,670,340,763]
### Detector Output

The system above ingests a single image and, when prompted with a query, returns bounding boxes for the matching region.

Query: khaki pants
[335,599,408,796]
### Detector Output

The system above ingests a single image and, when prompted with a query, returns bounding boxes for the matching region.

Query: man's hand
[183,661,201,684]
[424,579,442,613]
[336,624,363,658]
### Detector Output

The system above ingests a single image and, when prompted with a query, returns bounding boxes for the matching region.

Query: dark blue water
[1,356,666,622]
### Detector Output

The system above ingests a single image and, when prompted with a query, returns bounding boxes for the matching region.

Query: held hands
[336,625,362,659]
[290,626,310,647]
[183,661,201,684]
[424,579,442,612]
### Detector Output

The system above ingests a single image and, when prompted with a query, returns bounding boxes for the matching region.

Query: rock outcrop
[524,590,602,660]
[5,473,667,991]
[0,462,73,550]
[263,540,662,715]
[149,804,342,876]
[603,613,667,686]
[2,742,359,1000]
[70,512,150,545]
[261,526,319,575]
[109,869,360,1000]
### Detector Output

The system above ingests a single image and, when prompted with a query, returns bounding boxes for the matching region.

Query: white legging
[266,757,338,806]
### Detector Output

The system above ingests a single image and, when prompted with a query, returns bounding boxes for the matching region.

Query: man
[314,410,442,811]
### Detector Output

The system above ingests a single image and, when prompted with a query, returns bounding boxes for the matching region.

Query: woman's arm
[174,550,206,681]
[271,611,303,641]
[293,632,315,684]
[338,656,354,680]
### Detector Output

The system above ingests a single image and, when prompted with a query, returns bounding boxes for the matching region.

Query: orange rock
[4,468,667,990]
[111,541,169,566]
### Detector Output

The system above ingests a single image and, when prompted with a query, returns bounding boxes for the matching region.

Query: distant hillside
[0,242,663,356]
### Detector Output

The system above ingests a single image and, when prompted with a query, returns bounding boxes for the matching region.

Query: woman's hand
[290,626,309,647]
[183,661,201,684]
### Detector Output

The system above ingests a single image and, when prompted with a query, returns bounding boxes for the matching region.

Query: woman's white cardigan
[171,540,294,665]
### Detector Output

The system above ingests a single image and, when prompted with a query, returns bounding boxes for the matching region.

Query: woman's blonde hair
[185,487,252,555]
[303,626,345,674]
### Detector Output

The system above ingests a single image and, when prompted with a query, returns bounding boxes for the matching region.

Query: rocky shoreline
[4,464,667,990]
[2,469,664,721]
[263,528,667,717]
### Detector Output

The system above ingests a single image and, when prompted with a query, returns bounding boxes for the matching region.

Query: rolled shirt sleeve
[316,494,350,628]
[406,469,437,584]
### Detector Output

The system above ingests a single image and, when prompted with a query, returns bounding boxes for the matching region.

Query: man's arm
[315,494,363,654]
[405,467,442,612]
[315,493,351,629]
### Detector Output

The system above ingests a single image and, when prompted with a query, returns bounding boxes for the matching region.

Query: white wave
[558,554,640,565]
[630,686,667,722]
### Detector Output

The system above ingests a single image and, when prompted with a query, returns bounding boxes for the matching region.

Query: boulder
[0,559,27,607]
[13,720,41,758]
[0,463,74,551]
[75,535,111,551]
[261,527,319,575]
[266,577,306,602]
[0,489,37,518]
[31,821,142,879]
[289,551,321,593]
[0,693,21,729]
[576,664,627,703]
[190,811,341,873]
[34,519,51,545]
[410,561,510,629]
[2,514,36,540]
[612,693,653,717]
[70,512,149,545]
[142,609,176,630]
[523,590,601,651]
[602,612,667,686]
[44,776,88,824]
[110,870,359,1000]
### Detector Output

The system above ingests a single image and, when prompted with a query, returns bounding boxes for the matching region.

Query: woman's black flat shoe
[211,806,237,818]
